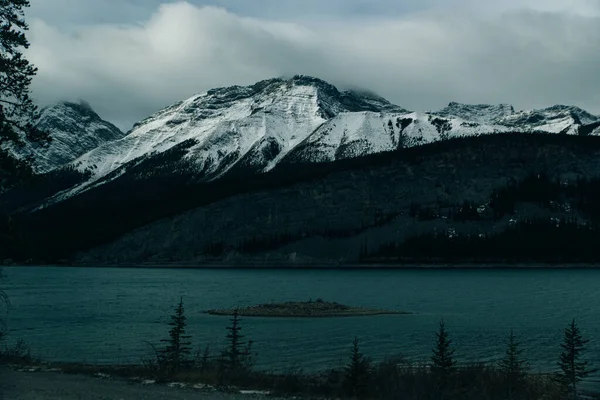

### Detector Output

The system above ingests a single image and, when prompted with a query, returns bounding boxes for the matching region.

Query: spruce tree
[343,337,371,399]
[431,319,456,375]
[0,0,49,192]
[222,308,244,371]
[556,319,596,400]
[430,319,456,397]
[499,330,528,399]
[159,297,192,374]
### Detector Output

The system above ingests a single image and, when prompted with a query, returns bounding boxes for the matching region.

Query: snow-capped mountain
[71,76,405,182]
[11,77,600,264]
[282,111,509,164]
[498,105,600,135]
[434,102,600,135]
[282,104,600,164]
[7,101,124,173]
[64,76,600,194]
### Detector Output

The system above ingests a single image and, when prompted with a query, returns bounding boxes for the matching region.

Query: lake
[2,266,600,385]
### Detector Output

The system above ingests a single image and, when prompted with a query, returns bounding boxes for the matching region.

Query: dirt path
[0,367,276,400]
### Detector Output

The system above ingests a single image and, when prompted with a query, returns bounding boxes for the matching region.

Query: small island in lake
[205,299,412,318]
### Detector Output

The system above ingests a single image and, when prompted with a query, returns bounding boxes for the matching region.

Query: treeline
[204,212,399,257]
[489,172,600,221]
[366,170,600,263]
[409,200,482,222]
[0,137,340,262]
[366,218,600,263]
[86,298,597,400]
[0,166,90,214]
[222,171,600,261]
[410,172,600,223]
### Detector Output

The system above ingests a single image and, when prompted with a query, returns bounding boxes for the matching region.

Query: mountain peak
[61,76,600,202]
[256,74,338,90]
[541,105,599,124]
[544,104,588,112]
[62,99,94,112]
[40,100,102,121]
[71,76,408,185]
[289,74,336,87]
[10,101,125,173]
[134,76,405,131]
[285,75,407,114]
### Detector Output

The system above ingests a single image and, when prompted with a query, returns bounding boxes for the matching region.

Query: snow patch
[167,382,187,388]
[239,389,272,395]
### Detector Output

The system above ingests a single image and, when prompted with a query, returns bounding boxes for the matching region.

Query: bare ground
[0,367,277,400]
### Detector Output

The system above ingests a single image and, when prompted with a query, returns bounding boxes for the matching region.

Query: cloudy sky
[25,0,600,130]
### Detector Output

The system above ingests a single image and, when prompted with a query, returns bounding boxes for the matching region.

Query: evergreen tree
[556,319,596,399]
[222,309,245,371]
[159,297,192,374]
[431,319,456,397]
[343,337,371,399]
[498,330,528,399]
[431,319,456,375]
[0,0,49,192]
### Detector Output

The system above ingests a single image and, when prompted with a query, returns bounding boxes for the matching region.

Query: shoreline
[0,365,274,400]
[4,361,599,399]
[6,262,600,269]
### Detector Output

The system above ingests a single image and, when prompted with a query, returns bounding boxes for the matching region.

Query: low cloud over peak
[26,1,600,130]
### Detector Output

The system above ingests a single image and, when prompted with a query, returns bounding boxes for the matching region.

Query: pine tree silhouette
[431,319,456,374]
[431,319,456,396]
[499,330,528,399]
[222,308,245,371]
[0,0,49,192]
[556,319,597,400]
[159,297,192,374]
[343,337,371,399]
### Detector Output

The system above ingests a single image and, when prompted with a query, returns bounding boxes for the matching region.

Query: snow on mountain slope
[497,105,599,135]
[283,111,513,163]
[6,101,124,173]
[59,76,600,200]
[433,102,600,135]
[284,102,600,164]
[71,76,406,184]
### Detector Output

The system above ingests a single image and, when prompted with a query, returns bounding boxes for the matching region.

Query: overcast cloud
[25,0,600,130]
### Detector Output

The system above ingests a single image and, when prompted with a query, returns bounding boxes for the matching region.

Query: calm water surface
[2,267,600,383]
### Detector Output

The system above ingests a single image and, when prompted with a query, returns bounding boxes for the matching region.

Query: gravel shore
[0,367,277,400]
